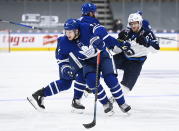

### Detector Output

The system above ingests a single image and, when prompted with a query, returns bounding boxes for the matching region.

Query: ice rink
[0,51,179,131]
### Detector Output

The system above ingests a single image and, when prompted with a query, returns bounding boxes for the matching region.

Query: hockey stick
[157,37,179,42]
[83,51,101,129]
[0,19,43,30]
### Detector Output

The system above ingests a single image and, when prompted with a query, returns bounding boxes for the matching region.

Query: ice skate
[71,99,85,114]
[27,88,45,110]
[119,103,131,113]
[103,101,114,116]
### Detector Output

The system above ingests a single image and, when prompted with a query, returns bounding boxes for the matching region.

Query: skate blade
[105,110,115,116]
[71,107,84,114]
[120,106,131,114]
[27,96,44,111]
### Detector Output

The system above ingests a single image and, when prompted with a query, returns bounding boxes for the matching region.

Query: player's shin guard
[43,79,72,97]
[86,73,114,115]
[104,74,131,113]
[91,84,114,115]
[110,84,131,113]
[73,81,86,99]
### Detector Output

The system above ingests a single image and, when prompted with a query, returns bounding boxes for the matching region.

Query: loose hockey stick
[157,37,179,42]
[0,19,43,30]
[83,51,101,129]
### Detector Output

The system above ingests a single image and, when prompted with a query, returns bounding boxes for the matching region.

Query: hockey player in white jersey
[111,13,160,94]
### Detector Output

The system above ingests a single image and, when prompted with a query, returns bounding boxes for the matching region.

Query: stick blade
[83,120,96,129]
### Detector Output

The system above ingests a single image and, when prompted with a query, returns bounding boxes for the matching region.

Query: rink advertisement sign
[6,33,63,51]
[2,33,179,51]
[155,33,179,51]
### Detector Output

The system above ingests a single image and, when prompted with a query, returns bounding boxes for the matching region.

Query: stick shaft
[157,36,179,42]
[0,19,42,30]
[83,51,101,129]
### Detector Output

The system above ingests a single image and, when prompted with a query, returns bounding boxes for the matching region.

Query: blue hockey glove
[90,36,105,50]
[136,35,150,47]
[61,65,74,80]
[121,42,135,56]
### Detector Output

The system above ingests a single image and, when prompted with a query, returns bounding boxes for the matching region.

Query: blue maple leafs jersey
[79,15,100,25]
[57,23,93,62]
[56,22,123,69]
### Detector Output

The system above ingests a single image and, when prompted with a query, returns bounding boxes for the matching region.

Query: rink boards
[0,32,179,51]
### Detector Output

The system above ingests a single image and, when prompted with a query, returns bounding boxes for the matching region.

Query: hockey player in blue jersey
[78,3,100,94]
[111,13,160,93]
[27,19,121,114]
[61,18,131,113]
[79,2,134,94]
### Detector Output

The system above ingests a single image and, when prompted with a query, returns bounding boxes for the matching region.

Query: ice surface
[0,51,179,131]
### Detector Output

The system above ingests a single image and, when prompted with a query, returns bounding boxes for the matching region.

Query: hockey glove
[121,42,135,56]
[136,35,150,47]
[118,30,128,41]
[90,36,105,50]
[61,65,74,80]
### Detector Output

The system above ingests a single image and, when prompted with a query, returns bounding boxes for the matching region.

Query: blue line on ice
[0,94,179,102]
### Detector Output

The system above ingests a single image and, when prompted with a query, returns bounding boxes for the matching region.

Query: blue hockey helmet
[81,3,97,15]
[136,10,143,16]
[64,18,79,30]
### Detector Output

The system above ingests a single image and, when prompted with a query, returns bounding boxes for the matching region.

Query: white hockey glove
[79,45,97,59]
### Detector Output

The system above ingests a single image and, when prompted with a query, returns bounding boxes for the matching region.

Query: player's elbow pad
[93,25,108,39]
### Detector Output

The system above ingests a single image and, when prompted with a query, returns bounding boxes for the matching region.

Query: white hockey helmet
[128,13,143,28]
